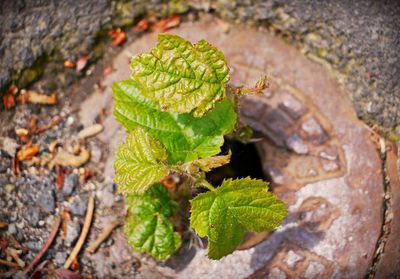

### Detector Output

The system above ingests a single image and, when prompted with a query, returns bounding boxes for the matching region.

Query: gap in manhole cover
[85,16,386,279]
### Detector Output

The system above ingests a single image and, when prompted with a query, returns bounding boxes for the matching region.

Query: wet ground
[0,13,399,278]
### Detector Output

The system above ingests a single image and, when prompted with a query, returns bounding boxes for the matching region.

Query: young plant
[113,34,287,260]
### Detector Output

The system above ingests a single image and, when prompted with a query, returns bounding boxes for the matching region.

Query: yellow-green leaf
[190,177,287,259]
[114,128,169,194]
[130,34,229,117]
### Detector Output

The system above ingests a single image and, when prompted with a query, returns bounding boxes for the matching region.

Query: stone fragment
[285,133,309,154]
[54,251,68,266]
[98,190,115,208]
[298,197,340,232]
[266,165,285,185]
[301,117,328,145]
[62,173,79,196]
[24,206,40,227]
[0,152,10,173]
[279,92,307,119]
[261,108,292,146]
[321,159,339,172]
[284,250,304,269]
[269,267,287,279]
[65,220,81,247]
[319,151,338,161]
[26,241,43,252]
[304,261,325,279]
[69,195,88,216]
[37,186,56,213]
[90,144,102,163]
[0,137,18,156]
[240,97,267,119]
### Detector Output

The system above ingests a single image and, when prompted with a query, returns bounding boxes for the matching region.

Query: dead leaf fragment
[215,18,230,33]
[61,210,71,241]
[51,149,90,168]
[64,60,75,68]
[12,156,21,175]
[153,15,180,32]
[15,128,29,136]
[17,90,57,105]
[15,128,30,143]
[6,84,18,95]
[134,18,151,32]
[55,268,82,279]
[5,247,25,268]
[56,165,65,190]
[48,140,60,153]
[76,56,89,73]
[0,222,8,229]
[3,94,16,110]
[108,28,126,46]
[103,66,113,76]
[17,144,40,161]
[77,124,103,139]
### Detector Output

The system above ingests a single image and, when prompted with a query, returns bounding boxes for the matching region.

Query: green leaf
[114,128,169,194]
[190,177,287,259]
[113,80,236,164]
[124,184,181,260]
[130,34,230,117]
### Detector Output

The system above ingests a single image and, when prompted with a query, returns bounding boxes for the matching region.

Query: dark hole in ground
[206,137,265,186]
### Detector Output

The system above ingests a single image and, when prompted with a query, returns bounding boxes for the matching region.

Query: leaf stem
[201,180,216,191]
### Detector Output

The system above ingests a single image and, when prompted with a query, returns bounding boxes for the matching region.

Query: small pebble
[5,184,15,193]
[65,220,81,247]
[66,116,75,126]
[54,251,68,266]
[37,187,56,213]
[78,124,103,139]
[62,173,79,196]
[69,195,88,216]
[24,206,40,227]
[7,223,17,235]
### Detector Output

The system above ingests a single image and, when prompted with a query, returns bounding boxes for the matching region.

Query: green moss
[15,55,48,88]
[386,130,400,142]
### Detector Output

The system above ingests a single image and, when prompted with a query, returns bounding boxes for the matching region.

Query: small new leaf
[130,34,229,117]
[183,151,231,173]
[190,177,287,259]
[114,128,169,193]
[113,80,236,164]
[125,184,181,260]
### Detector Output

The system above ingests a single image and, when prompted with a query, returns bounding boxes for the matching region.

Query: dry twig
[24,216,61,274]
[0,258,20,268]
[63,194,95,269]
[86,220,122,253]
[5,248,24,268]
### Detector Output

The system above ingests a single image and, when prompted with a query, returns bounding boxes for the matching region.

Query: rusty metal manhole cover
[94,17,397,278]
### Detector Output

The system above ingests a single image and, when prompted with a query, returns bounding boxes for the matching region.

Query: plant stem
[201,180,216,191]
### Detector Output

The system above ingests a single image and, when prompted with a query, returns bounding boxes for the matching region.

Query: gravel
[65,220,81,247]
[37,186,56,213]
[62,173,79,196]
[23,206,40,227]
[69,195,88,217]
